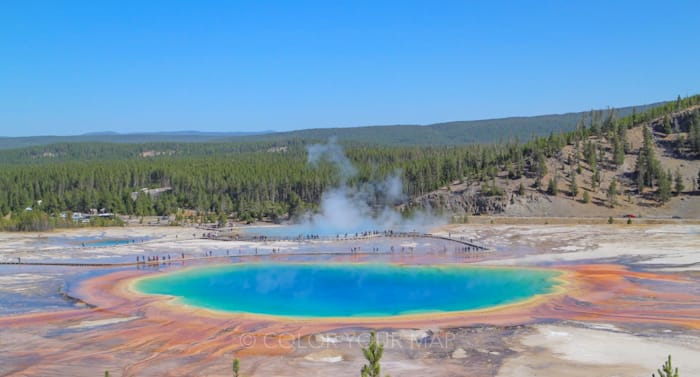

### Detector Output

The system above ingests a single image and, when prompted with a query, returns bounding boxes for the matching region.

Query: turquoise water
[135,263,559,317]
[84,239,134,247]
[38,236,147,248]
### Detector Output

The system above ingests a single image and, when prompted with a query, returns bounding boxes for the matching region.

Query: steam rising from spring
[297,138,443,235]
[306,137,356,181]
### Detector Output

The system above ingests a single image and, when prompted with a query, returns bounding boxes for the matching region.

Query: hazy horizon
[0,97,675,138]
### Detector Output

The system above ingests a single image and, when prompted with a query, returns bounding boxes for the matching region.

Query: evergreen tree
[607,178,618,207]
[534,151,547,182]
[602,108,617,135]
[517,182,525,196]
[589,110,602,136]
[674,169,684,196]
[657,169,672,203]
[636,126,660,190]
[592,168,601,190]
[569,172,578,197]
[584,141,597,170]
[361,331,387,377]
[534,176,542,189]
[582,191,590,204]
[613,137,625,167]
[617,118,629,153]
[233,358,240,377]
[652,355,679,377]
[546,175,558,196]
[597,143,607,171]
[663,115,673,135]
[689,112,700,153]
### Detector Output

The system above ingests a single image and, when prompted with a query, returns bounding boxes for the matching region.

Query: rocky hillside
[415,105,700,219]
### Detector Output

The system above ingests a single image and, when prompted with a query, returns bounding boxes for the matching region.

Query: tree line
[1,94,699,230]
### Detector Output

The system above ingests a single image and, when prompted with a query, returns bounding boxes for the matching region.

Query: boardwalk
[0,255,229,267]
[1,233,489,267]
[225,231,489,251]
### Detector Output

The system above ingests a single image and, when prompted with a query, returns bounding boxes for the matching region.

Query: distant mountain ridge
[0,131,273,150]
[0,102,664,149]
[234,103,663,145]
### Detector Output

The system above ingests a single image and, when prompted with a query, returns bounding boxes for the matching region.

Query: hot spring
[135,264,560,317]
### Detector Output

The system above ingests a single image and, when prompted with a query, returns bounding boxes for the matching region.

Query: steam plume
[295,139,443,235]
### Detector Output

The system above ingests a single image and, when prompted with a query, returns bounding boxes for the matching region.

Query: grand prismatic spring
[1,225,700,377]
[134,263,560,317]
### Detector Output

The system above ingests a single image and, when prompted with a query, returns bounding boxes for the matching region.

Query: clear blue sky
[1,1,699,136]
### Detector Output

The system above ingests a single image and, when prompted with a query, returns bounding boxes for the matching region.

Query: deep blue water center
[135,263,559,317]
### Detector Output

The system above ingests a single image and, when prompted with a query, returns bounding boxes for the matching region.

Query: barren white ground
[1,223,699,376]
